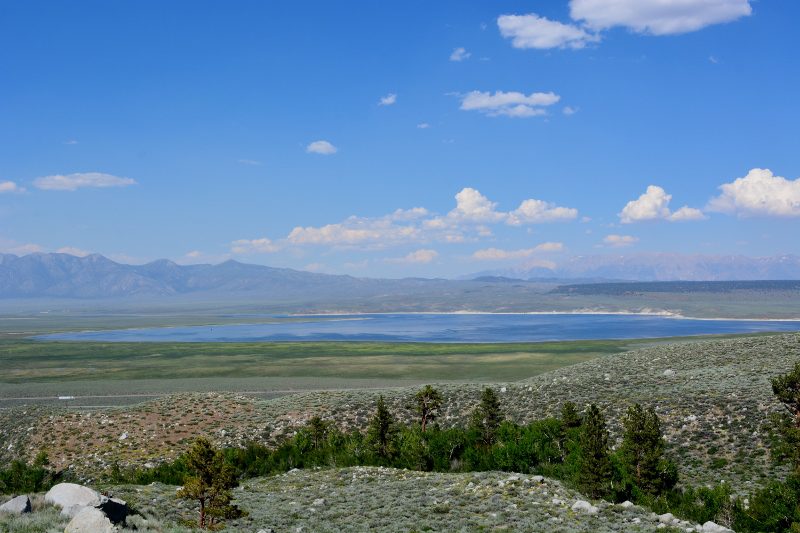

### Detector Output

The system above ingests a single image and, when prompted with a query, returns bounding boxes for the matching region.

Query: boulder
[571,500,599,514]
[0,495,31,514]
[64,506,116,533]
[45,483,101,516]
[97,496,129,525]
[701,521,734,533]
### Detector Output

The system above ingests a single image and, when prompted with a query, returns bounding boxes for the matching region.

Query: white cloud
[450,47,471,61]
[34,172,136,191]
[459,90,560,118]
[508,199,579,224]
[379,93,397,106]
[63,139,79,145]
[563,106,579,115]
[2,242,44,255]
[619,185,705,223]
[603,234,639,247]
[448,187,506,223]
[707,168,800,217]
[387,249,439,264]
[56,246,90,257]
[473,242,564,261]
[669,206,706,221]
[185,250,202,258]
[570,0,752,35]
[0,181,25,194]
[417,123,431,129]
[237,159,261,166]
[306,140,338,155]
[498,13,600,49]
[231,238,281,254]
[239,188,576,252]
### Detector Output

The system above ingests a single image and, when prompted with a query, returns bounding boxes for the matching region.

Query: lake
[36,313,800,343]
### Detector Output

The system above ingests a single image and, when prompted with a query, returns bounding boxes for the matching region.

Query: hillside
[3,334,797,494]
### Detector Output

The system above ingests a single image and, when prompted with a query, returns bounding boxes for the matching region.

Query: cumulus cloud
[499,1,751,51]
[707,168,800,217]
[379,93,397,106]
[473,242,564,261]
[231,238,281,254]
[34,172,136,191]
[387,249,439,264]
[498,14,599,49]
[417,123,431,129]
[236,188,577,252]
[619,185,705,223]
[570,0,752,35]
[306,140,338,155]
[450,47,471,61]
[508,199,579,224]
[459,90,560,118]
[603,234,639,247]
[56,246,91,257]
[288,217,421,247]
[563,106,579,115]
[448,188,506,223]
[0,181,25,194]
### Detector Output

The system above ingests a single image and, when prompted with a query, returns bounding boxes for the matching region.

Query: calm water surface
[37,313,800,343]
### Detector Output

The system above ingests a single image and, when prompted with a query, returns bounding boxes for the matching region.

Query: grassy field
[0,333,780,408]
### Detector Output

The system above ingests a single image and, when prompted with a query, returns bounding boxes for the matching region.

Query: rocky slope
[2,334,798,494]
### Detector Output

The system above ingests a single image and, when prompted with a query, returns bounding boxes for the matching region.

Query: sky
[1,0,799,277]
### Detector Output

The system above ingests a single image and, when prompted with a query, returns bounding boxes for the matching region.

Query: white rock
[44,483,101,516]
[0,495,31,514]
[659,513,676,523]
[118,432,127,440]
[64,506,116,533]
[702,521,734,532]
[500,386,507,393]
[618,500,634,508]
[532,475,544,483]
[571,500,599,514]
[312,498,326,506]
[664,369,675,376]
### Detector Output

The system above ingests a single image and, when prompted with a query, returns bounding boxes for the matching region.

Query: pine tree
[415,385,443,432]
[620,404,675,495]
[578,404,612,499]
[470,387,504,446]
[177,438,241,529]
[366,395,397,459]
[773,362,800,427]
[307,416,330,450]
[561,401,582,428]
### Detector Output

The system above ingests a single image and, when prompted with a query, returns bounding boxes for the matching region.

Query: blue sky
[1,0,798,277]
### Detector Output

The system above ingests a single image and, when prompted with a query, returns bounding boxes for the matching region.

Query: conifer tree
[578,404,612,499]
[620,404,675,495]
[307,416,330,450]
[773,361,800,427]
[177,437,241,529]
[561,401,582,429]
[367,395,397,459]
[470,387,504,446]
[415,385,443,432]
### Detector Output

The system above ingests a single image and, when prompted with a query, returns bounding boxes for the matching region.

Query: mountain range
[472,253,800,282]
[1,252,799,301]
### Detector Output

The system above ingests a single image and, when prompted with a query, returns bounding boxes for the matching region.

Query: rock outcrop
[0,495,31,514]
[65,506,116,533]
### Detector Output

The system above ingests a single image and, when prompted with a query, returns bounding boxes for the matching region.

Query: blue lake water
[37,313,800,343]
